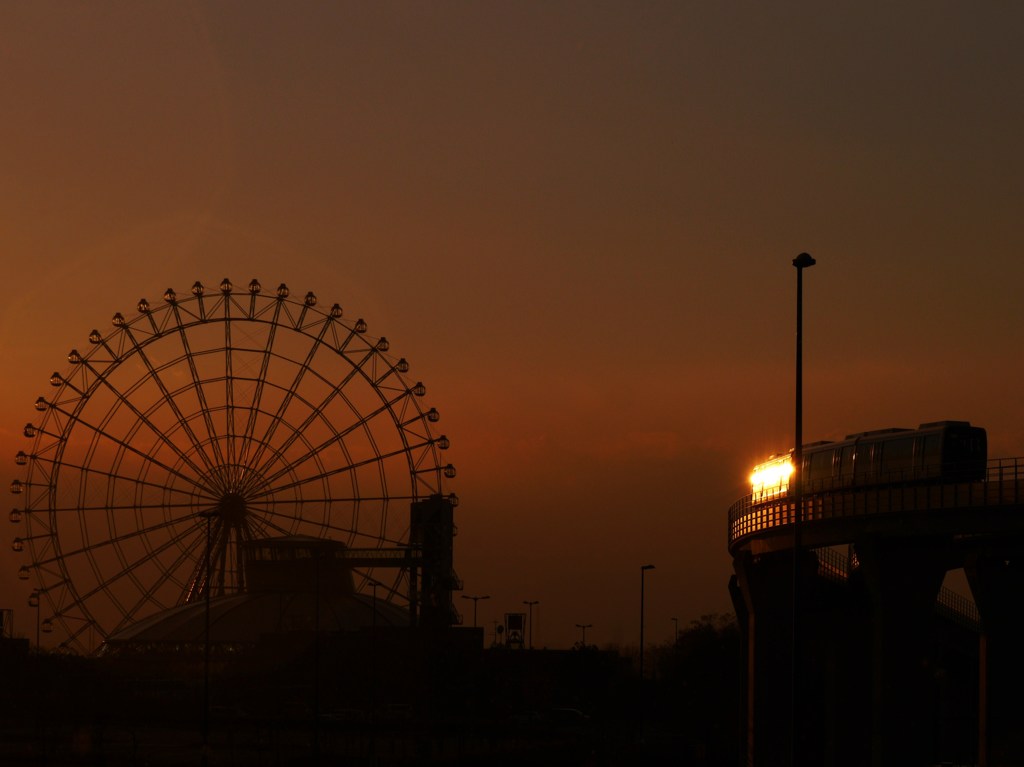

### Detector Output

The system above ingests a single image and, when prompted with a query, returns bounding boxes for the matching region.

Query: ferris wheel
[10,278,455,654]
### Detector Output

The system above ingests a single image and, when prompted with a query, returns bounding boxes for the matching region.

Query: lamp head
[793,252,816,269]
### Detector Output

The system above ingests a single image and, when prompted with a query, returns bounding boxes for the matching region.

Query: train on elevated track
[749,420,987,502]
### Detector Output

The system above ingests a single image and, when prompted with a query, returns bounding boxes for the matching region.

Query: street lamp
[199,509,214,767]
[792,251,815,523]
[792,251,815,764]
[461,594,490,628]
[523,600,539,649]
[575,623,592,647]
[640,564,655,680]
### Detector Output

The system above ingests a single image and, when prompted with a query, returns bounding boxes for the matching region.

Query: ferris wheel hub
[216,492,248,526]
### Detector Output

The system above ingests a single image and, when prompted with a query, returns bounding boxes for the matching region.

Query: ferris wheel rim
[11,279,455,654]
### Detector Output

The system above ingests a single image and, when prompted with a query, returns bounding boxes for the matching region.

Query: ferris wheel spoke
[170,306,228,468]
[240,501,328,535]
[237,300,283,468]
[252,440,432,498]
[75,358,213,482]
[264,493,422,504]
[224,302,236,466]
[245,511,298,539]
[254,375,405,490]
[30,452,210,506]
[32,506,206,569]
[210,519,230,595]
[121,326,218,476]
[42,501,203,515]
[58,619,98,650]
[61,519,203,619]
[113,533,203,624]
[40,405,209,496]
[247,503,407,547]
[248,348,377,482]
[241,319,334,475]
[184,536,208,603]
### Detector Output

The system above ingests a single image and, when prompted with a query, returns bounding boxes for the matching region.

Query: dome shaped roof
[102,536,410,652]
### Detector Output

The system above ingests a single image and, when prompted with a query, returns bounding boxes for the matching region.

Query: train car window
[807,450,834,491]
[839,445,855,485]
[853,443,874,481]
[920,434,942,477]
[881,437,914,480]
[944,427,987,480]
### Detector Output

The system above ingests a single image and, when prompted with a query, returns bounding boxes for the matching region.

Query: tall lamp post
[792,251,815,765]
[639,564,655,680]
[200,509,214,767]
[461,594,489,628]
[522,600,539,649]
[575,623,592,647]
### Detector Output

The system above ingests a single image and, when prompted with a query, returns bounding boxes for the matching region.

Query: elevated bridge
[727,457,1024,767]
[729,457,1024,555]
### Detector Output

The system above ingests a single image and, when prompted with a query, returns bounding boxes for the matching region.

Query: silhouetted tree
[649,613,742,766]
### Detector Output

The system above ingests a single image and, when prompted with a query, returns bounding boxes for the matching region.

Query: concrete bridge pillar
[966,553,1024,766]
[731,548,853,767]
[731,550,795,766]
[852,539,948,767]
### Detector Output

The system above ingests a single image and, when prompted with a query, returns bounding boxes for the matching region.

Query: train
[749,420,987,501]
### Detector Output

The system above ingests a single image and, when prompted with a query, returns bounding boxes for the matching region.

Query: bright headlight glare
[750,455,793,497]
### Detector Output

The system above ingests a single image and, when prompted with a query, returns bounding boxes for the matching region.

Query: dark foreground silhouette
[0,616,742,766]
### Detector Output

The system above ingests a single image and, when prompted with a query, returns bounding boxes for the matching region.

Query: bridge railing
[729,457,1024,546]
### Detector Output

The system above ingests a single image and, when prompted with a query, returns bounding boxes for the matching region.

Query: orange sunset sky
[2,2,1023,649]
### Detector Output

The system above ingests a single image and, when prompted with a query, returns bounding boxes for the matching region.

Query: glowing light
[750,454,793,500]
